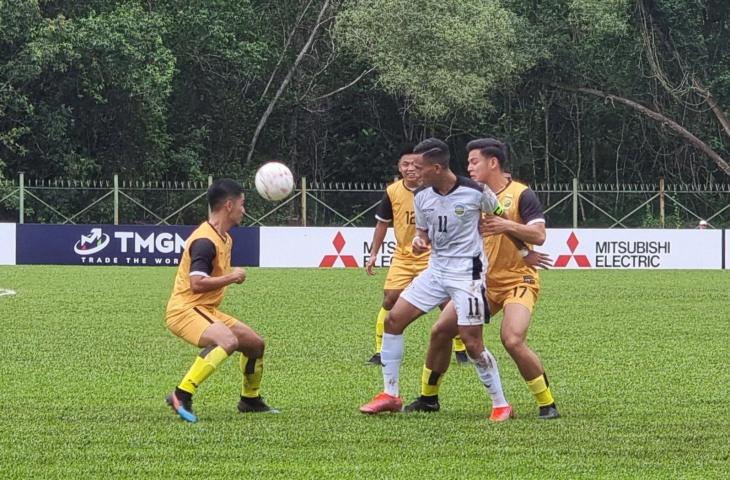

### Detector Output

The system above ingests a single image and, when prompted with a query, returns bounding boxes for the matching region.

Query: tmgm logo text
[74,228,186,256]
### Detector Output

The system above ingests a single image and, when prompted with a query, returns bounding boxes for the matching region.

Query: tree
[336,0,539,119]
[1,2,175,178]
[539,0,730,181]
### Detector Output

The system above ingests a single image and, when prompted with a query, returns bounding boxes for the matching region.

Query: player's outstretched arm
[482,215,546,246]
[190,267,246,294]
[366,221,389,275]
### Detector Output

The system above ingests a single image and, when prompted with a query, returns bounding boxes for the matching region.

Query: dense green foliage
[337,0,538,118]
[1,1,729,187]
[0,266,728,478]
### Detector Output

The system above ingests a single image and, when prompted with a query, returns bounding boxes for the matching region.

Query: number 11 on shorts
[468,297,480,317]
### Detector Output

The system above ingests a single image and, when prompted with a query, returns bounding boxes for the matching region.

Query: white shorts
[400,268,489,326]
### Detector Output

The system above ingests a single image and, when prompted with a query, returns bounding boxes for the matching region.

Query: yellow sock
[178,346,229,394]
[240,355,264,398]
[420,366,444,397]
[375,307,388,353]
[452,335,466,352]
[526,373,555,407]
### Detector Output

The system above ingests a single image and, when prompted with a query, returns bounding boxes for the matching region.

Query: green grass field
[0,266,728,479]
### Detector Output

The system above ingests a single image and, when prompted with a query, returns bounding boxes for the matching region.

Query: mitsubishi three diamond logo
[319,232,358,268]
[554,232,591,268]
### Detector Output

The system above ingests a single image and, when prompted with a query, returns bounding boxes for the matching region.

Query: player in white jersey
[405,138,555,420]
[359,138,513,421]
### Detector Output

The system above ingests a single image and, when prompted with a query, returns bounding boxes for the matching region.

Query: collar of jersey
[495,179,513,196]
[401,179,419,192]
[432,175,465,196]
[205,221,228,243]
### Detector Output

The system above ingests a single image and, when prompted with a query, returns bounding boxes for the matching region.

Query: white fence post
[18,172,24,224]
[301,177,307,226]
[114,174,119,225]
[572,177,578,229]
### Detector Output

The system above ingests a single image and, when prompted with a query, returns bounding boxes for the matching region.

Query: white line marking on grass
[0,288,17,297]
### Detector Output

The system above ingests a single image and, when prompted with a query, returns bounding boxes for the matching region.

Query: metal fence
[537,178,730,228]
[1,173,728,228]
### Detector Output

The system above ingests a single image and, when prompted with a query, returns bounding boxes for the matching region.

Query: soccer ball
[254,162,294,201]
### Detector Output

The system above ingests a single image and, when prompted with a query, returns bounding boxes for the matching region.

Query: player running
[406,138,559,419]
[164,178,277,423]
[359,138,512,421]
[365,146,469,366]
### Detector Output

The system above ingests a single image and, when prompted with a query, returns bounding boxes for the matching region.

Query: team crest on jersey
[502,194,514,211]
[453,204,466,217]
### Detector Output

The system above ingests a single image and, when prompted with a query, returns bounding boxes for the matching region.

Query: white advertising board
[0,223,16,265]
[260,227,396,268]
[725,230,729,270]
[541,229,723,270]
[261,227,724,269]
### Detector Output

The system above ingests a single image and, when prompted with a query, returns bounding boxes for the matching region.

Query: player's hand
[230,267,246,284]
[524,250,553,269]
[365,255,377,276]
[480,215,511,236]
[412,236,430,255]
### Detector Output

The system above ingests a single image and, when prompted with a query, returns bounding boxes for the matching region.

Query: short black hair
[397,144,415,158]
[466,138,508,170]
[414,138,450,168]
[207,178,244,211]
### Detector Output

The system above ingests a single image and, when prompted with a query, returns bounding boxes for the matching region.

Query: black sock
[175,387,192,402]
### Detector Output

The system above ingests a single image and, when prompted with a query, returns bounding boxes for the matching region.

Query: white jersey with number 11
[414,176,502,277]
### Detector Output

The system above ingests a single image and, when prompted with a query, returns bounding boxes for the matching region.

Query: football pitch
[0,266,728,479]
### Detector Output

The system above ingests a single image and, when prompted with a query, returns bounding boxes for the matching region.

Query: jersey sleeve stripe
[375,214,392,223]
[526,218,546,225]
[189,271,211,277]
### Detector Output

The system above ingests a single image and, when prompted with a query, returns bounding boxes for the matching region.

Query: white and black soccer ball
[254,162,294,201]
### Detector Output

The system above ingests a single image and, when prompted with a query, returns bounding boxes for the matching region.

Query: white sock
[381,333,404,397]
[473,348,508,408]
